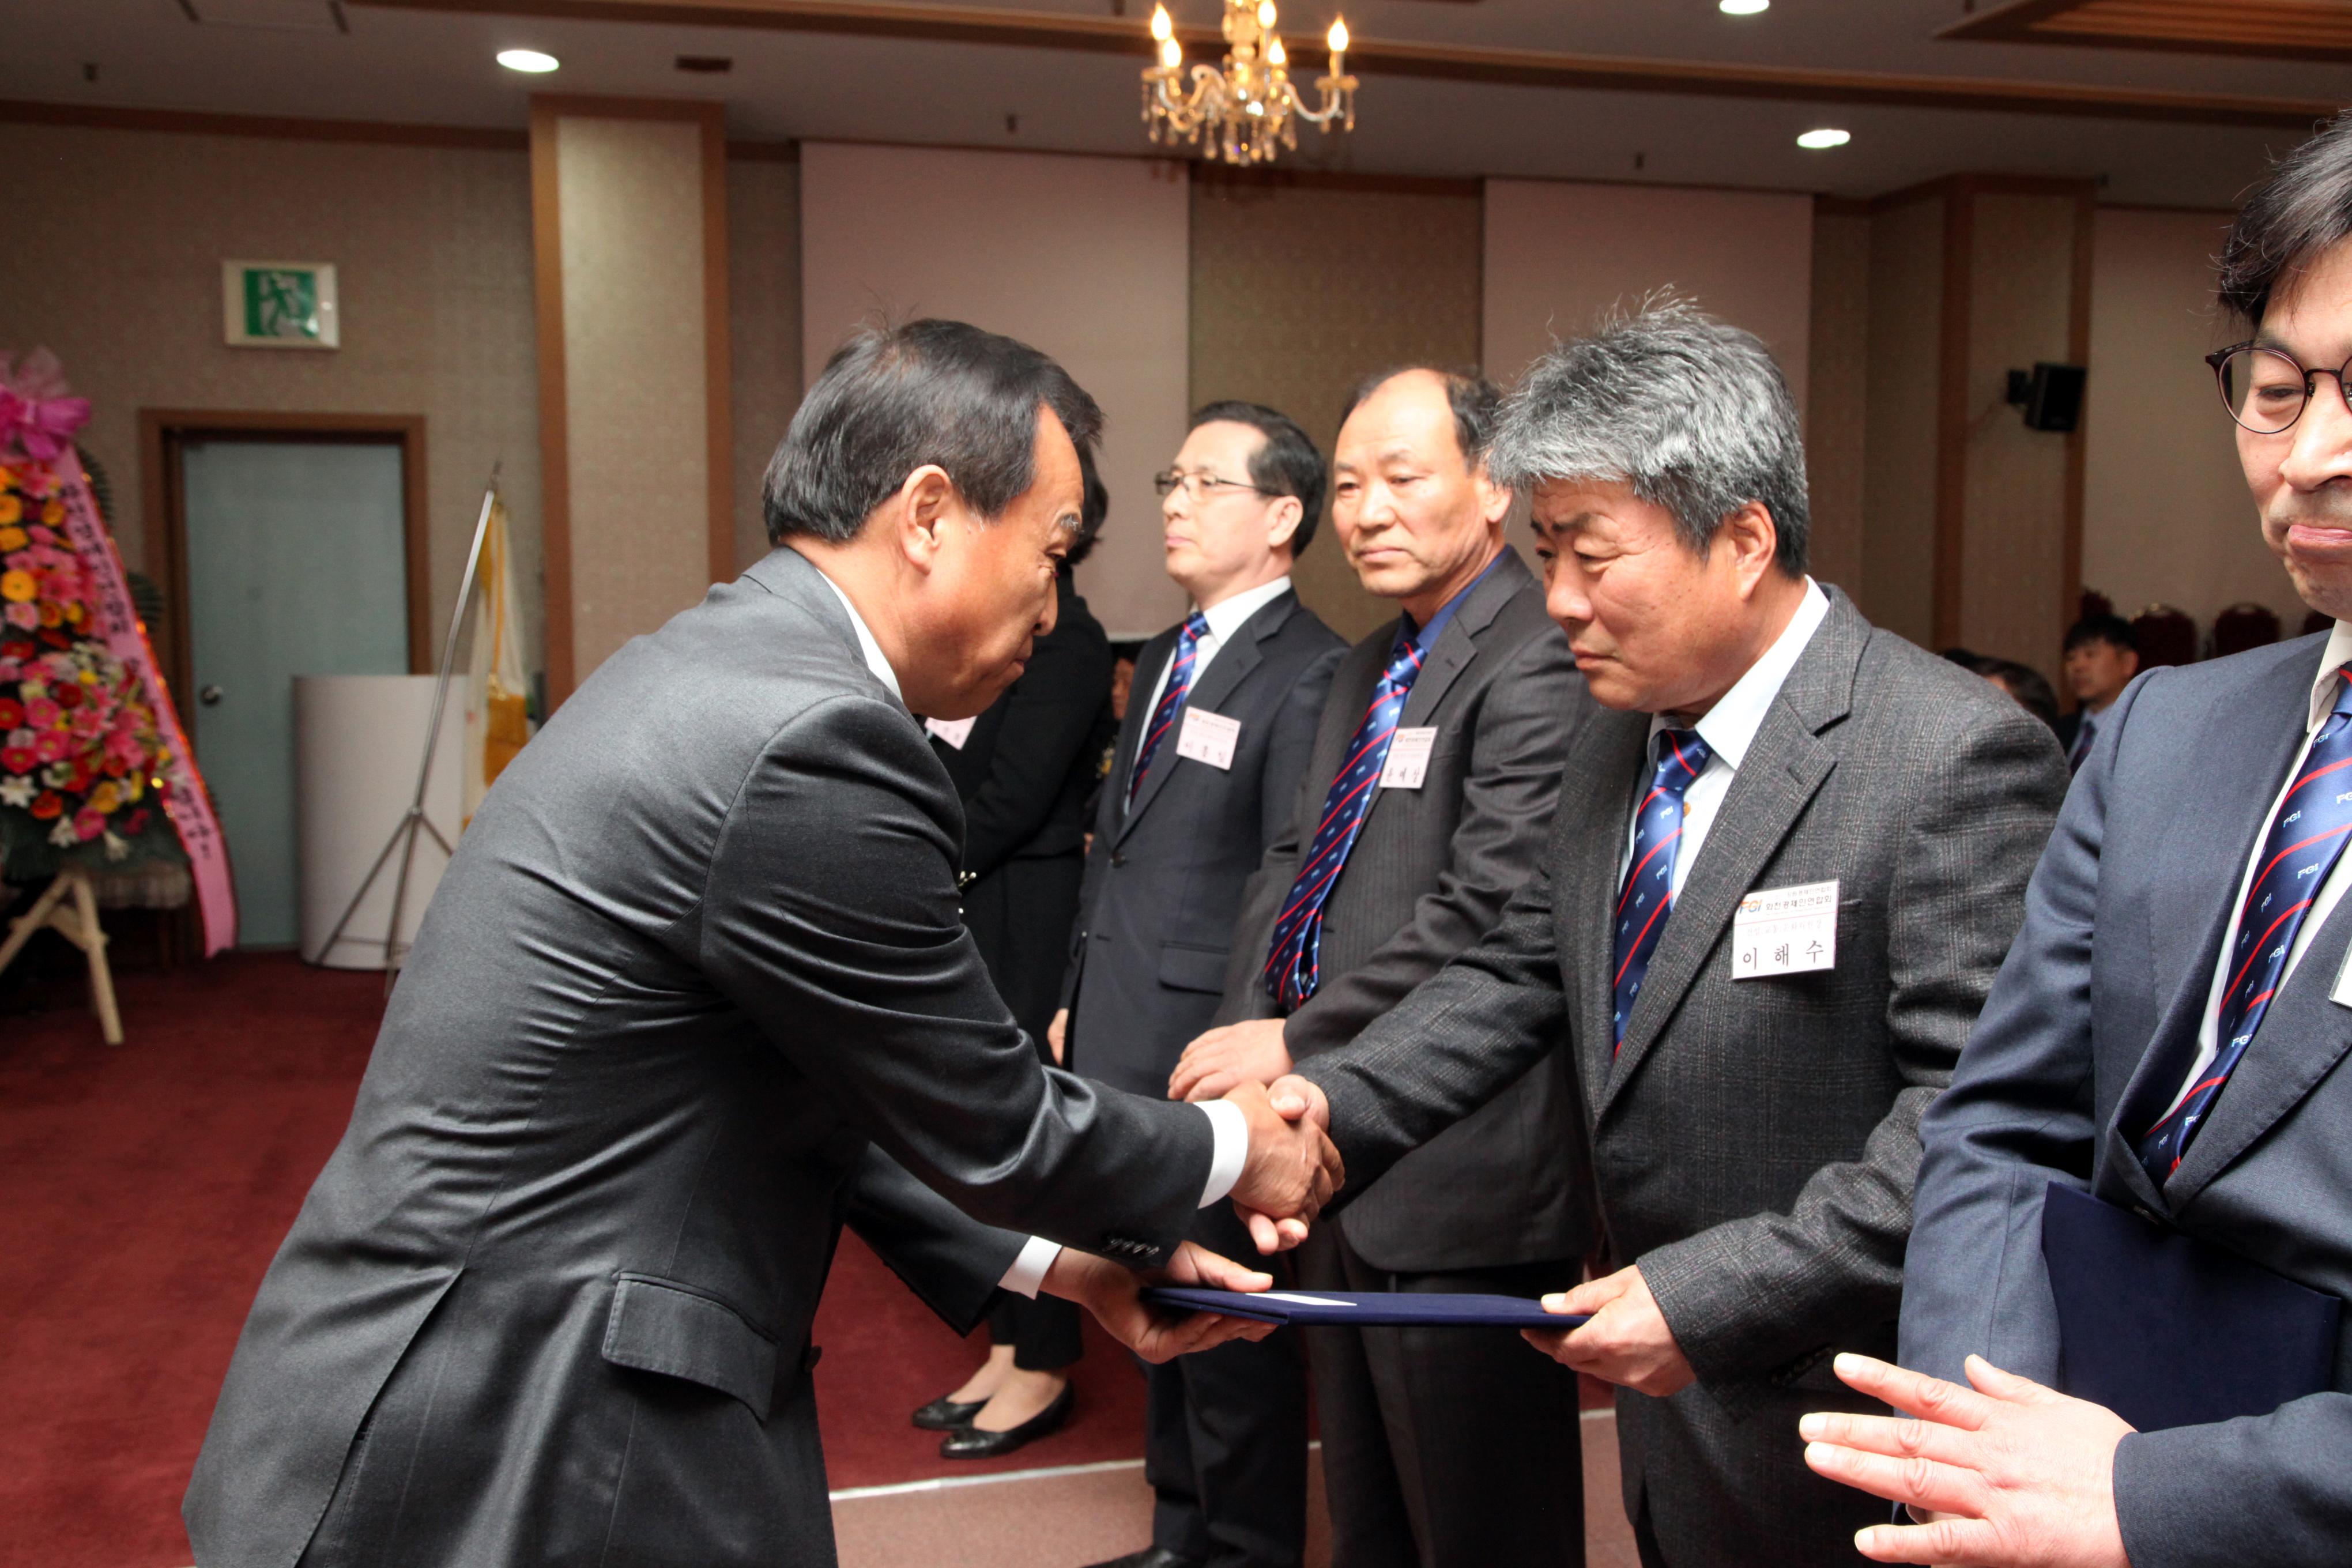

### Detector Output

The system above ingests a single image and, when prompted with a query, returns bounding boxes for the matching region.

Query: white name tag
[1176,707,1241,771]
[1732,879,1838,979]
[924,715,976,749]
[1379,726,1438,790]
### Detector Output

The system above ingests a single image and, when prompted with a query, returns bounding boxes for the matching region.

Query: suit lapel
[1596,593,1863,1119]
[2170,895,2352,1205]
[1111,627,1182,843]
[1394,549,1533,733]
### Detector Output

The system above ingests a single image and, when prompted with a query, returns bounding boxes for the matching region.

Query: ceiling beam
[354,0,2339,128]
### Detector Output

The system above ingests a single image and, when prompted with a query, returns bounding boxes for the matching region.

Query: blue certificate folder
[1140,1287,1588,1329]
[2041,1182,2340,1433]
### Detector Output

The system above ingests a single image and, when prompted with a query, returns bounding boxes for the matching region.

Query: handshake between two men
[1047,1078,1343,1366]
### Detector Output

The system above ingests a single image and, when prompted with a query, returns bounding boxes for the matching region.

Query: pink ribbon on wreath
[0,349,93,463]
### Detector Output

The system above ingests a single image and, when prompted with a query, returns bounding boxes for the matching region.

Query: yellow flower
[0,569,34,602]
[0,527,24,551]
[40,500,63,526]
[89,781,120,814]
[0,495,19,525]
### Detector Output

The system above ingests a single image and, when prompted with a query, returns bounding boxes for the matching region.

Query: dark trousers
[1144,1203,1308,1568]
[986,1289,1082,1372]
[1618,1379,1884,1568]
[1299,1223,1586,1568]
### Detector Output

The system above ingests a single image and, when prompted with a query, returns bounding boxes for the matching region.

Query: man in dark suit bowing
[182,320,1340,1568]
[1805,114,2352,1568]
[1055,401,1344,1568]
[1261,305,2067,1568]
[1172,367,1595,1568]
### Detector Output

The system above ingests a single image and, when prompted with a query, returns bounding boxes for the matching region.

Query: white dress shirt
[807,561,1248,1294]
[1134,574,1295,726]
[1620,578,1832,896]
[2165,619,2352,1121]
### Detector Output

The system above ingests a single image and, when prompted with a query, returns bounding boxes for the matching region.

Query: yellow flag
[462,495,532,826]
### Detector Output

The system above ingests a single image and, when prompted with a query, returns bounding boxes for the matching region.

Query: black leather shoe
[910,1393,986,1431]
[937,1383,1073,1459]
[1079,1548,1203,1568]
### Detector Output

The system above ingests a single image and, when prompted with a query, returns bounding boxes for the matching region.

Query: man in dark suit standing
[2053,612,2139,771]
[1807,114,2352,1568]
[180,320,1341,1568]
[1057,401,1345,1568]
[1171,368,1595,1568]
[1260,306,2066,1568]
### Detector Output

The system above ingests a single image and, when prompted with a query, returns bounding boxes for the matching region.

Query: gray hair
[1487,297,1809,575]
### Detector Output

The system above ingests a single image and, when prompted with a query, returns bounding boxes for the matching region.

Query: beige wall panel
[800,142,1190,639]
[1482,179,1813,410]
[0,122,542,679]
[729,157,802,573]
[1861,197,1945,647]
[556,116,713,681]
[1958,193,2079,677]
[2083,209,2286,632]
[1807,208,1870,606]
[1189,177,1484,645]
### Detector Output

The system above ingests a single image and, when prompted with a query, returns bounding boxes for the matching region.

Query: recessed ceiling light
[1720,0,1769,14]
[497,48,559,73]
[1796,127,1852,150]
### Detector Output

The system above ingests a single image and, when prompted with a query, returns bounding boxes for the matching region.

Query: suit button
[1111,853,1126,868]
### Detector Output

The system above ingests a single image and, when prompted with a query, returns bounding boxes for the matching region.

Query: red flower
[123,807,150,834]
[0,698,19,728]
[28,790,61,819]
[53,683,81,710]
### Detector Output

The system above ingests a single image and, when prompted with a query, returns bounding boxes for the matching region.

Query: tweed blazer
[1062,587,1344,1096]
[183,546,1217,1568]
[1217,547,1599,1272]
[1905,632,2352,1568]
[1298,587,2067,1408]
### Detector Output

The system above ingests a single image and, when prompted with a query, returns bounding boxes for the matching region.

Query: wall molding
[352,0,2340,127]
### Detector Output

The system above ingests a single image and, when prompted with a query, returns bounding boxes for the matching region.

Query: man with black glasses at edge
[1807,114,2352,1568]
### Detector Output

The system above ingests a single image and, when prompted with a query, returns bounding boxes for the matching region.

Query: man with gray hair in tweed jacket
[1262,300,2069,1567]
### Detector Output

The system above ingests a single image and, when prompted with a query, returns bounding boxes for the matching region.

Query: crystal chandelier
[1143,1,1358,166]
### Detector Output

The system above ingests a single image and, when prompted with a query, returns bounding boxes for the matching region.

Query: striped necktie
[2067,713,2097,774]
[1612,728,1712,1052]
[2138,664,2352,1183]
[1262,630,1427,1011]
[1128,611,1211,808]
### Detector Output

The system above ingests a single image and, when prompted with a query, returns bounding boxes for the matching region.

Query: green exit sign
[221,261,339,349]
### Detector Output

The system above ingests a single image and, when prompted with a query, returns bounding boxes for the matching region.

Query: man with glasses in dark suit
[1810,112,2352,1568]
[1058,401,1345,1568]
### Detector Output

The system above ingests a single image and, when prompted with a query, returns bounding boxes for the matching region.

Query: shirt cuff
[997,1234,1063,1298]
[1197,1098,1248,1207]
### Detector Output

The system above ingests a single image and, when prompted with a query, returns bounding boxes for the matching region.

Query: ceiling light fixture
[1142,1,1356,165]
[1720,0,1769,14]
[496,48,559,74]
[1796,127,1852,149]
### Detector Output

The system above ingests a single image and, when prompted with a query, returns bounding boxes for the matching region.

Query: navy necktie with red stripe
[2138,664,2352,1183]
[1612,728,1712,1052]
[1262,630,1427,1010]
[1129,610,1211,808]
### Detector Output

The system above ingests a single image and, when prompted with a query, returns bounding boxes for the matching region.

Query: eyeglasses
[1153,469,1276,502]
[2206,341,2352,435]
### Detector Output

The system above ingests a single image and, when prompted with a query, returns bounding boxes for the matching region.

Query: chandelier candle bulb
[1141,0,1355,163]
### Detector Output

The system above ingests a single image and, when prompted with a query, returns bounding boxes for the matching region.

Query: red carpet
[0,952,1151,1568]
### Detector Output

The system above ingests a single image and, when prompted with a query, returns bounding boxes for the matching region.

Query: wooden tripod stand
[0,865,123,1045]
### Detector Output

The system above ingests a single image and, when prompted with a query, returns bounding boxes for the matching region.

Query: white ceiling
[0,0,2343,204]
